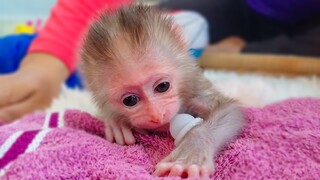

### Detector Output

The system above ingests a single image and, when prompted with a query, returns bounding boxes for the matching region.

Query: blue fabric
[0,34,83,89]
[0,34,36,73]
[189,48,204,59]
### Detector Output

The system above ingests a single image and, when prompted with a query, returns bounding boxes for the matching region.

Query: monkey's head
[80,4,199,131]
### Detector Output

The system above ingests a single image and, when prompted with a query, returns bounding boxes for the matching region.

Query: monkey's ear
[171,23,189,51]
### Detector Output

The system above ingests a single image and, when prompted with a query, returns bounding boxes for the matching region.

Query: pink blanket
[0,98,319,179]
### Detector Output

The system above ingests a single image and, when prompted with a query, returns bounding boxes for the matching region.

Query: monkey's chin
[134,123,169,132]
[153,123,170,132]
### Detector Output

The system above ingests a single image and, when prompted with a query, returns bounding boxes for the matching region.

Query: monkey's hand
[104,119,136,145]
[153,127,214,179]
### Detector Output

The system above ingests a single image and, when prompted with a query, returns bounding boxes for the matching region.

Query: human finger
[0,76,32,108]
[0,93,38,123]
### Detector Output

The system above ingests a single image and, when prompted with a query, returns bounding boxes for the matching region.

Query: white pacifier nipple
[170,113,203,145]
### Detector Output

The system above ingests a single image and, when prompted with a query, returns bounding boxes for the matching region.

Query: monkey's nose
[149,113,165,124]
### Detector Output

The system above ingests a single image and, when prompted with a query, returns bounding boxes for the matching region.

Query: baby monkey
[80,4,245,178]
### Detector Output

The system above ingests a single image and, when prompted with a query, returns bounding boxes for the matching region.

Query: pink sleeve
[28,0,132,73]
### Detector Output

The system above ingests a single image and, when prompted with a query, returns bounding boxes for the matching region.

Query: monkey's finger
[202,161,215,175]
[200,166,211,179]
[168,164,185,177]
[158,154,173,163]
[112,125,125,145]
[153,162,174,176]
[105,124,115,143]
[121,126,135,145]
[187,165,200,178]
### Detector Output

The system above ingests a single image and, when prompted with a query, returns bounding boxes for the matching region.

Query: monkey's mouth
[153,123,170,131]
[135,123,169,132]
[134,123,169,134]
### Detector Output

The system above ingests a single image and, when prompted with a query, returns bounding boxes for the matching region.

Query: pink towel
[0,98,319,179]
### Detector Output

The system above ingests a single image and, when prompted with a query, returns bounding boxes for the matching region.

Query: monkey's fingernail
[189,164,198,169]
[155,162,164,167]
[173,164,183,170]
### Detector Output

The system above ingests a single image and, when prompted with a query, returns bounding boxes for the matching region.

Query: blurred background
[0,0,165,36]
[0,0,56,36]
[0,0,319,109]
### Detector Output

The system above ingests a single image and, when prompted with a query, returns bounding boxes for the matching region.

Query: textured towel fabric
[0,98,319,179]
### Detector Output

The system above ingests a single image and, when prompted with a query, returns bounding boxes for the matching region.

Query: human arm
[29,0,132,72]
[0,0,132,122]
[206,24,320,57]
[241,25,320,57]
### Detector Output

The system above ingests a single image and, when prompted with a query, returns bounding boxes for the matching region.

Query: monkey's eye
[122,95,140,107]
[155,82,170,93]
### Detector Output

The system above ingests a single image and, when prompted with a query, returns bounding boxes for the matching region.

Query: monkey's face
[106,61,182,131]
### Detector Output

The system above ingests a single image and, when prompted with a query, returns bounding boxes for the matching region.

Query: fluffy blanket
[0,98,319,179]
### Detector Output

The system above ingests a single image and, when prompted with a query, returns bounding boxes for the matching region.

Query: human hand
[0,53,69,123]
[206,36,246,54]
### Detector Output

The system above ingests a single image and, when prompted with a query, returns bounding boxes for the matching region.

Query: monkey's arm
[154,89,245,178]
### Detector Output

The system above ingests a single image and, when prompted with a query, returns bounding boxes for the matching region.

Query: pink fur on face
[106,60,181,130]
